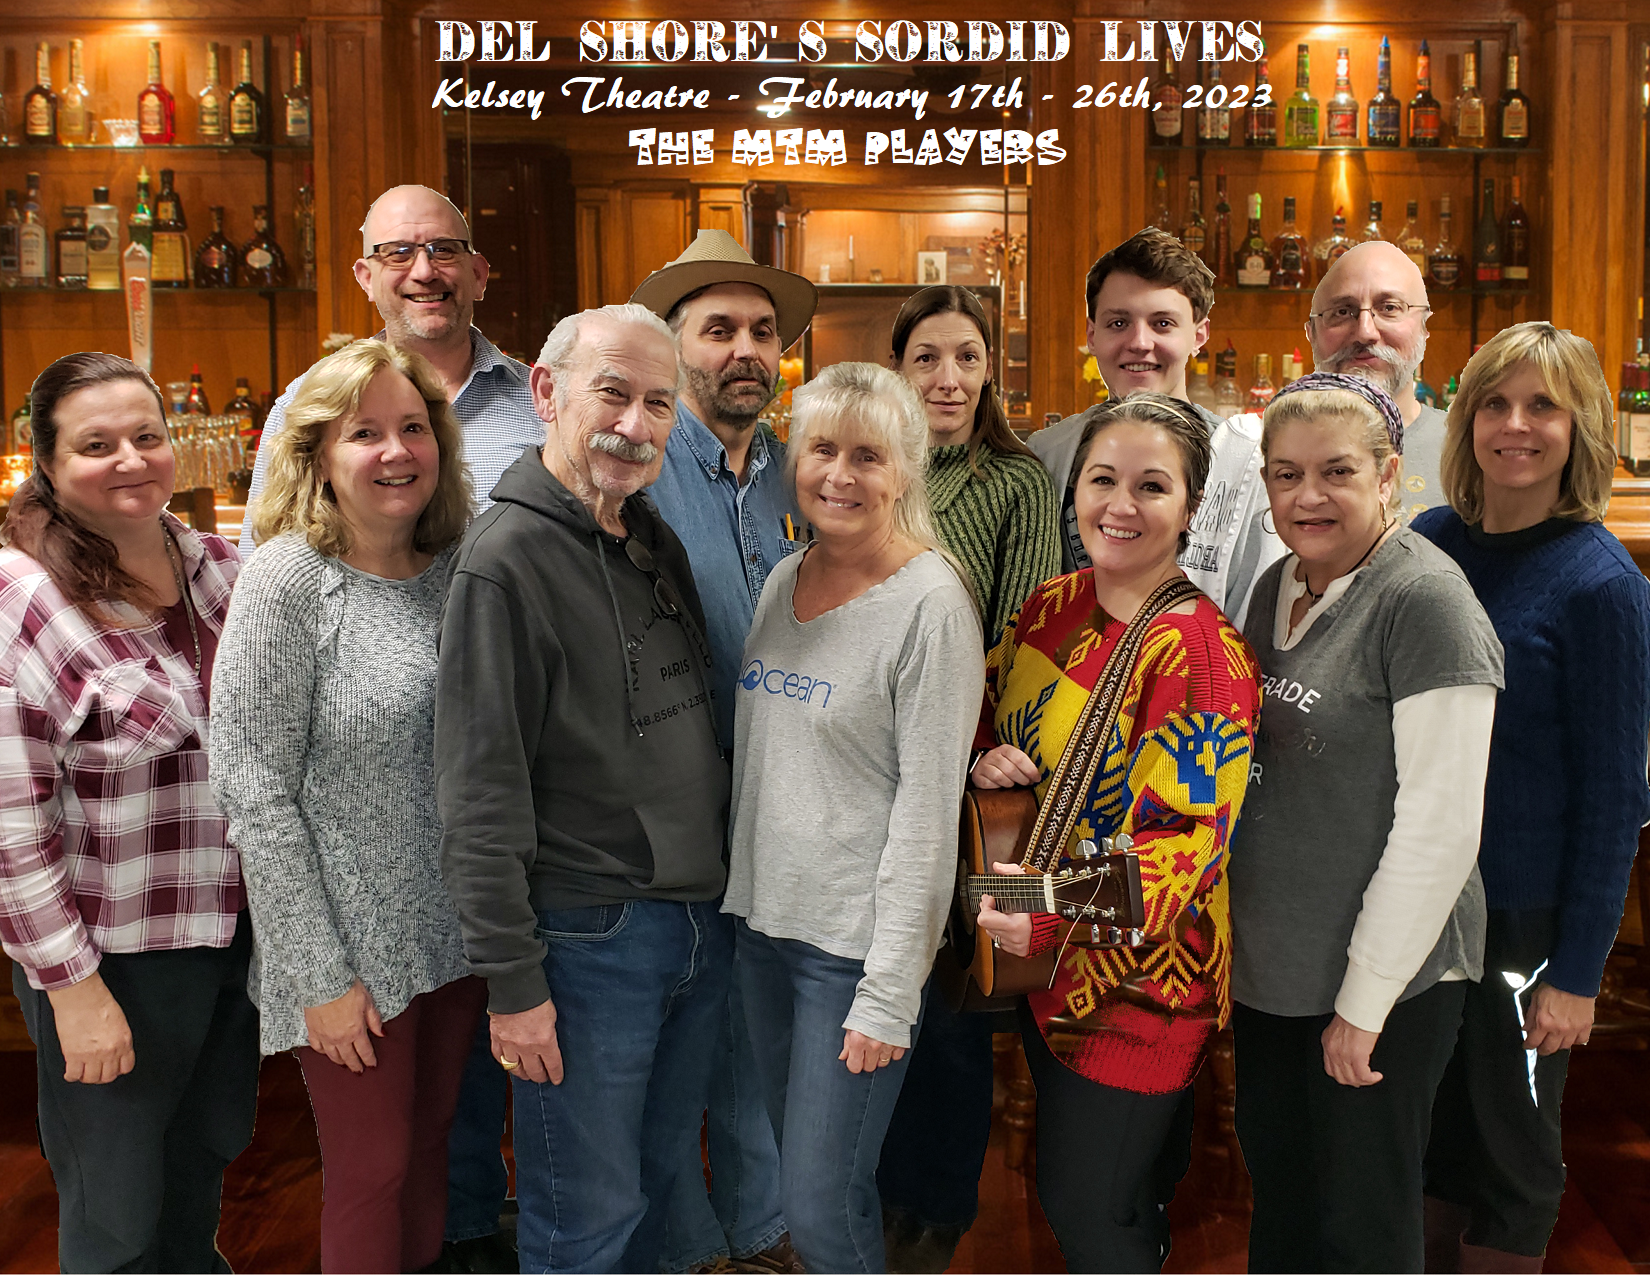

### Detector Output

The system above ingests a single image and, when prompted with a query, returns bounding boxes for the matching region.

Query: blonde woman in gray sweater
[722,363,984,1274]
[210,339,478,1274]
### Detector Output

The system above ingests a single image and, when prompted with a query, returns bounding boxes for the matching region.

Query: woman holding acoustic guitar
[973,392,1262,1273]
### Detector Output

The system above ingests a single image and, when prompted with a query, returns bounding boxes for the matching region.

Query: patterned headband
[1269,371,1405,456]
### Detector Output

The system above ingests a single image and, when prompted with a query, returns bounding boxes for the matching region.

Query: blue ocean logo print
[739,659,833,707]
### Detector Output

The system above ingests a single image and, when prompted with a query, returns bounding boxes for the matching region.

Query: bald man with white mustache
[1304,240,1449,521]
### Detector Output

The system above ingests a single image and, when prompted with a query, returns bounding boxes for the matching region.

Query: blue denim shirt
[649,403,805,751]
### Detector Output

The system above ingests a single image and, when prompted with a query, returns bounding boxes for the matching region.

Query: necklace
[1302,518,1392,606]
[161,524,202,677]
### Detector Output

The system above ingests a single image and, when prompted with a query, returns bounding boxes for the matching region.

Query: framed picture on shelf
[916,251,947,286]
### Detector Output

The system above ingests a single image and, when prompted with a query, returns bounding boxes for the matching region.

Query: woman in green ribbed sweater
[876,286,1061,1274]
[888,286,1061,646]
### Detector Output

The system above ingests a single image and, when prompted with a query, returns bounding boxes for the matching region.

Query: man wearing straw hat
[631,231,816,1274]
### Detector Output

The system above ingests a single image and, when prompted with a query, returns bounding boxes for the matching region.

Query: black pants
[14,915,260,1274]
[875,980,998,1228]
[1233,979,1467,1274]
[1018,999,1195,1274]
[1424,910,1569,1257]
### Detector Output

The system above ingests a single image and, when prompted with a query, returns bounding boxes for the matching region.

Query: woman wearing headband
[1229,371,1504,1273]
[1413,323,1650,1273]
[970,392,1261,1271]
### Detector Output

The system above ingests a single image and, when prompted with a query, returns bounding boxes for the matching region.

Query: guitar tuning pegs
[1100,836,1113,854]
[1076,839,1097,860]
[1090,924,1103,943]
[1127,929,1145,946]
[1114,832,1134,852]
[1106,926,1124,945]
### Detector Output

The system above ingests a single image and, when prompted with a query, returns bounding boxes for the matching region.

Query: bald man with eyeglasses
[239,184,545,557]
[1305,241,1448,523]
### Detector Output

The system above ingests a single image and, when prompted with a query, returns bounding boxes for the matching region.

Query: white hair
[536,304,678,387]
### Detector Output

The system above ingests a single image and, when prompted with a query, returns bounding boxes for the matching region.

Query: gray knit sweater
[210,533,469,1054]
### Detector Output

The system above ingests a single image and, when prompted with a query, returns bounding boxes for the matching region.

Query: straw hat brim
[631,260,818,352]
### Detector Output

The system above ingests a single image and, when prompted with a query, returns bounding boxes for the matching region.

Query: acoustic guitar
[945,786,1148,1000]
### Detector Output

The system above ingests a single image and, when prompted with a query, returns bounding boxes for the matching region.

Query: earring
[1261,509,1277,535]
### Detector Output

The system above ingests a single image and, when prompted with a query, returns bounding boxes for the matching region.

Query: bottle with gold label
[240,204,287,287]
[60,40,92,145]
[151,169,191,288]
[229,41,267,144]
[24,43,58,145]
[137,40,176,146]
[1452,49,1486,148]
[18,175,49,288]
[284,36,311,143]
[56,207,88,289]
[194,206,239,288]
[198,42,228,143]
[87,187,121,291]
[1247,353,1277,410]
[1408,41,1442,147]
[128,167,154,255]
[1497,53,1530,147]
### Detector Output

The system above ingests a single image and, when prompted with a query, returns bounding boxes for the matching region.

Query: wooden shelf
[0,143,312,155]
[1150,144,1541,156]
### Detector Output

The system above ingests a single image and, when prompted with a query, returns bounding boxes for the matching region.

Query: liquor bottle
[1152,52,1184,143]
[1620,364,1650,476]
[198,42,228,143]
[1186,353,1219,415]
[0,193,20,288]
[1178,176,1208,261]
[151,169,191,289]
[184,365,211,415]
[229,41,268,144]
[294,165,317,288]
[1211,169,1234,286]
[1367,36,1401,146]
[137,40,176,146]
[1325,46,1359,144]
[226,377,262,430]
[1441,374,1459,409]
[1270,195,1308,290]
[1282,348,1305,385]
[1214,340,1242,417]
[240,204,288,286]
[18,175,48,288]
[1313,207,1353,280]
[24,42,58,145]
[1414,366,1439,409]
[284,36,311,143]
[1473,178,1502,288]
[1453,48,1486,148]
[11,399,33,457]
[1197,60,1230,147]
[129,167,154,255]
[1498,53,1530,147]
[1247,353,1277,410]
[1362,200,1385,242]
[1151,165,1174,232]
[55,207,88,289]
[1235,193,1274,288]
[1283,44,1319,147]
[1408,41,1442,147]
[1397,199,1427,273]
[1502,176,1530,286]
[86,187,120,291]
[60,39,91,145]
[1246,53,1277,147]
[1427,194,1462,290]
[195,206,239,287]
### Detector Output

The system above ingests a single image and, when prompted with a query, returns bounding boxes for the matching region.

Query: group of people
[0,181,1646,1275]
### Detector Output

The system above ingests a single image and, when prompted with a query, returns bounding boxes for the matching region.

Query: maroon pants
[298,975,487,1273]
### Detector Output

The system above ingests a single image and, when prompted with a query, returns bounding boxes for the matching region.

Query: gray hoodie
[436,448,729,1014]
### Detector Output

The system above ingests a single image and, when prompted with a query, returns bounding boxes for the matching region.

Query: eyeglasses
[1308,299,1432,332]
[623,537,715,686]
[368,239,473,267]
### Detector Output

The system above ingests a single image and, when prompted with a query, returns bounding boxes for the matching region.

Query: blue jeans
[444,1013,510,1242]
[660,968,787,1271]
[735,918,924,1275]
[513,898,733,1274]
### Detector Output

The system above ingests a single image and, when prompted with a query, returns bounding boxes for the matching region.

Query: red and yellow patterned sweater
[982,571,1262,1093]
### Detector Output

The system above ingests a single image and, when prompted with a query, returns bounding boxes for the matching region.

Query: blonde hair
[1261,386,1404,516]
[1442,321,1615,524]
[254,340,474,554]
[786,361,975,604]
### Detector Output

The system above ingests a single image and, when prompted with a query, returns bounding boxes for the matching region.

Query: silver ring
[992,936,1001,950]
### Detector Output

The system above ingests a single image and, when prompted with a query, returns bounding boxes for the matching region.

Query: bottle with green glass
[1283,44,1319,148]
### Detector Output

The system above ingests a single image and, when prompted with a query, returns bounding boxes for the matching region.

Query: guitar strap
[1019,576,1203,873]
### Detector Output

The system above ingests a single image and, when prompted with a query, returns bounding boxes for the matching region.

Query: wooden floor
[0,1043,1645,1272]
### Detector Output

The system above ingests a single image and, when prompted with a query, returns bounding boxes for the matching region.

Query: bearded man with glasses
[1305,241,1445,522]
[240,184,544,556]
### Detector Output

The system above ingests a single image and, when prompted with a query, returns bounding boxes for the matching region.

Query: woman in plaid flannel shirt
[0,353,255,1273]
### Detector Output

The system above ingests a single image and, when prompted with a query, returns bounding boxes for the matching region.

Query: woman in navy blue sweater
[1413,321,1650,1273]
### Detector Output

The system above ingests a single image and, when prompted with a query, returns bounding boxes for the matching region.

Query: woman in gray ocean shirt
[210,341,483,1274]
[723,363,983,1275]
[1228,373,1503,1275]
